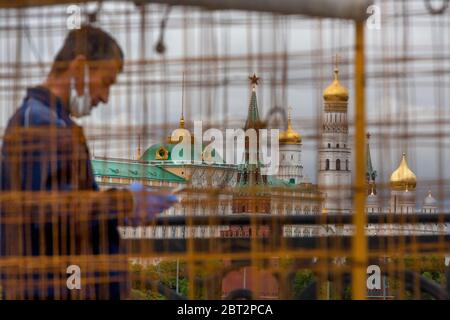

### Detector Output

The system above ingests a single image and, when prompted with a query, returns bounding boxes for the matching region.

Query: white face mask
[69,65,92,118]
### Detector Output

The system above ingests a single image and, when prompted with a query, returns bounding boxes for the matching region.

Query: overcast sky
[1,0,450,204]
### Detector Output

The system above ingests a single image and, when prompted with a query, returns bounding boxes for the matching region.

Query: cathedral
[91,66,445,298]
[92,65,445,238]
[93,72,325,240]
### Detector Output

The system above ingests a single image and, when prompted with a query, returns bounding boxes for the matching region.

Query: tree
[130,259,223,299]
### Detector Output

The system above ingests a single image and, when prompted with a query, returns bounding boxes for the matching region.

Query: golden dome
[279,108,301,144]
[166,108,194,144]
[323,68,349,102]
[390,153,417,191]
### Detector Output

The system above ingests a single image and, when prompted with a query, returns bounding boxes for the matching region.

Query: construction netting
[0,0,449,300]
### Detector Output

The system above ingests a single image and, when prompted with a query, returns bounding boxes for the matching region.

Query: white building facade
[318,67,352,213]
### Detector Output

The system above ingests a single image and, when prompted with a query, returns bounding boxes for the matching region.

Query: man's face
[86,60,121,108]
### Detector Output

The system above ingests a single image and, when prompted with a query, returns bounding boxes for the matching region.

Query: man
[0,25,176,299]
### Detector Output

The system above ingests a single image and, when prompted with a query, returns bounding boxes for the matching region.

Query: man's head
[48,25,124,115]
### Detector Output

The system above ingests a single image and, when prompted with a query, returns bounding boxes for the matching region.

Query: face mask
[69,65,92,118]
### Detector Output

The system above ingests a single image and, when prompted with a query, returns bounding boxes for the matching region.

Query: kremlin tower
[318,60,352,213]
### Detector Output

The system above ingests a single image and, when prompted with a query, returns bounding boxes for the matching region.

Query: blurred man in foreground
[0,25,176,299]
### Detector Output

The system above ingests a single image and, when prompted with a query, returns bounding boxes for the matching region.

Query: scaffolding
[0,0,449,300]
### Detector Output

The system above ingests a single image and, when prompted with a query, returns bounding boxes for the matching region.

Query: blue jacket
[1,86,97,191]
[0,87,130,299]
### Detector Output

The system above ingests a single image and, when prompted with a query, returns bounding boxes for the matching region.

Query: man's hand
[128,182,177,224]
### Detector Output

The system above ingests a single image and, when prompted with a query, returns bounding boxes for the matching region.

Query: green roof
[244,90,261,130]
[92,159,186,183]
[140,142,224,164]
[266,176,320,190]
[267,175,291,187]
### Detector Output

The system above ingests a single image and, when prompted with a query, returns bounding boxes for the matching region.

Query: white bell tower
[318,58,352,213]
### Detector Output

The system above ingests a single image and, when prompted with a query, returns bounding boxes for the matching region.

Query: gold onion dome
[279,108,301,144]
[166,113,193,144]
[390,153,417,191]
[323,68,349,102]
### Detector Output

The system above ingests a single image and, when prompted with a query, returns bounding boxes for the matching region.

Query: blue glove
[128,182,177,224]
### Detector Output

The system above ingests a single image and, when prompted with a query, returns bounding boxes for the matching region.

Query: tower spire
[366,132,377,195]
[166,72,192,144]
[180,71,185,129]
[137,135,142,160]
[232,74,270,216]
[333,54,340,80]
[287,106,293,128]
[236,74,267,186]
[244,73,262,130]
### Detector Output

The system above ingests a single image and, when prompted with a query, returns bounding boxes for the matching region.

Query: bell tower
[318,56,352,213]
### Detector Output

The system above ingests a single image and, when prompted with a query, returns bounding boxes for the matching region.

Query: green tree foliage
[130,259,223,299]
[293,269,316,297]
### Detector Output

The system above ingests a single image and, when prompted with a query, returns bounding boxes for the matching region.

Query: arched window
[346,159,349,171]
[336,143,339,148]
[336,159,341,171]
[327,143,331,148]
[325,159,330,170]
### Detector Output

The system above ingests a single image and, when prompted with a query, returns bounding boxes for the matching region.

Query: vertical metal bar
[176,258,180,293]
[352,21,368,300]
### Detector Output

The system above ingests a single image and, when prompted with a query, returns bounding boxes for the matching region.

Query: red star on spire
[249,73,260,86]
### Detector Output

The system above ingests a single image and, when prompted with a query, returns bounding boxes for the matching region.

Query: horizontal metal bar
[127,235,450,254]
[0,0,374,21]
[151,213,450,226]
[135,0,374,21]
